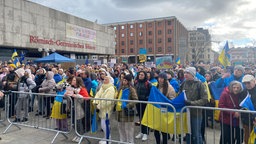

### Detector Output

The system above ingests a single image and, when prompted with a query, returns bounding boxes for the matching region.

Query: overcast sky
[29,0,256,50]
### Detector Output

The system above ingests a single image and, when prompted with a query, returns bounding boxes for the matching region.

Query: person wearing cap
[14,69,36,122]
[215,65,245,89]
[210,67,221,81]
[93,75,116,144]
[154,72,176,144]
[244,66,253,75]
[179,67,208,144]
[239,74,256,144]
[166,70,180,93]
[116,74,138,143]
[218,81,243,144]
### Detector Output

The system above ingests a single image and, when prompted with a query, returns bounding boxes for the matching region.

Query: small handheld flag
[11,49,18,60]
[175,57,181,65]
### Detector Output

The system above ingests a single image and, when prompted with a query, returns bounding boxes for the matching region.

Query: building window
[113,26,116,30]
[121,33,124,37]
[139,32,143,36]
[130,48,134,53]
[130,24,133,29]
[167,29,172,34]
[208,54,210,59]
[139,23,143,28]
[139,40,143,44]
[121,25,124,29]
[168,46,172,52]
[121,41,125,46]
[158,47,162,52]
[115,49,117,53]
[167,20,171,25]
[148,23,152,27]
[158,30,162,35]
[148,47,152,52]
[114,34,116,38]
[148,31,152,35]
[168,38,172,42]
[113,42,116,45]
[130,32,134,37]
[148,39,152,44]
[158,38,162,43]
[121,49,125,53]
[158,21,162,26]
[130,40,133,45]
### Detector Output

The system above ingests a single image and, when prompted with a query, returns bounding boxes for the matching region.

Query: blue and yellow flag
[13,57,21,67]
[209,82,224,121]
[19,51,25,64]
[141,86,188,134]
[218,41,231,67]
[239,94,255,111]
[175,57,181,65]
[11,49,18,60]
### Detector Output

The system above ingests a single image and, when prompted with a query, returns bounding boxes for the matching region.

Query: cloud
[29,0,256,47]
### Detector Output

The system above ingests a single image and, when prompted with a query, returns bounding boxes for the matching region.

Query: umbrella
[105,113,110,144]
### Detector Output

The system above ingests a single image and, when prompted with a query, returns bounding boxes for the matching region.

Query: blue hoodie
[83,78,92,93]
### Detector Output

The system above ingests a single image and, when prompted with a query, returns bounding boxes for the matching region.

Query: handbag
[124,108,135,116]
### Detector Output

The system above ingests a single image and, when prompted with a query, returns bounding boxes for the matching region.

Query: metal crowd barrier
[3,91,73,144]
[180,106,256,144]
[2,91,256,144]
[73,97,178,144]
[0,93,7,127]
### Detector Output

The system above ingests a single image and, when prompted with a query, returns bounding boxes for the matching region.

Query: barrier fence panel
[73,97,179,144]
[180,106,256,144]
[3,91,73,144]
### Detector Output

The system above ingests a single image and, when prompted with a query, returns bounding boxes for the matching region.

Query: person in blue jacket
[166,70,179,93]
[215,65,245,89]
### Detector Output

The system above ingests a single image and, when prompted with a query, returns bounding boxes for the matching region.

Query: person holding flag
[179,67,208,144]
[239,75,256,144]
[154,72,176,144]
[115,74,138,143]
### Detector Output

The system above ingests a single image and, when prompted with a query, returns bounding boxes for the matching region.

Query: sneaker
[72,136,78,142]
[135,133,143,139]
[142,134,148,141]
[99,140,106,144]
[21,118,28,122]
[13,118,21,123]
[74,136,80,143]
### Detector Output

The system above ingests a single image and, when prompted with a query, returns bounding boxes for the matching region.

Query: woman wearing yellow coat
[93,75,115,144]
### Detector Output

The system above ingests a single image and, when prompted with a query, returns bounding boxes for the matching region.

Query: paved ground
[0,108,221,144]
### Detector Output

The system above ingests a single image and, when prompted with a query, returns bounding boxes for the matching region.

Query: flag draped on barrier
[91,108,98,133]
[209,82,224,121]
[141,86,188,134]
[218,41,231,67]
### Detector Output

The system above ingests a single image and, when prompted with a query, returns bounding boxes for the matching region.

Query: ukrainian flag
[141,86,188,134]
[13,57,21,67]
[239,94,256,144]
[218,41,231,67]
[239,93,255,111]
[209,82,224,121]
[175,57,181,65]
[11,49,18,60]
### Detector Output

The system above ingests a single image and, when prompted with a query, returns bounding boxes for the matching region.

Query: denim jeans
[186,117,203,144]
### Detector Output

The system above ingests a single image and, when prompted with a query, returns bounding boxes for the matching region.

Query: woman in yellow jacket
[93,75,115,144]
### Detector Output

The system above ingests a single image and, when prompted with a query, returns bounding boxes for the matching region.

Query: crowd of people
[0,61,256,144]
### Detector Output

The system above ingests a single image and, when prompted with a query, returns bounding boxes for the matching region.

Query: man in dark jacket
[180,67,208,144]
[239,74,256,144]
